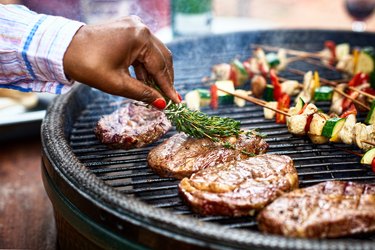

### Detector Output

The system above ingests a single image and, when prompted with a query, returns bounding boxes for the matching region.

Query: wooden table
[0,136,57,249]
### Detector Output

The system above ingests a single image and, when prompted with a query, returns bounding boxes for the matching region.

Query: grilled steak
[179,154,298,216]
[147,132,268,179]
[95,102,171,149]
[257,181,375,238]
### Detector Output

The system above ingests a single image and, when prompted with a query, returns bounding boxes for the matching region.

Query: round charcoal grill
[42,30,375,250]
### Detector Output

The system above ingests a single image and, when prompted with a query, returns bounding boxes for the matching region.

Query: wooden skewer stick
[287,67,370,110]
[362,140,375,146]
[334,146,363,157]
[348,86,375,100]
[251,44,324,59]
[334,88,370,111]
[216,87,291,116]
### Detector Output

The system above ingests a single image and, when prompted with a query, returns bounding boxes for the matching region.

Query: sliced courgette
[322,117,346,138]
[361,148,375,165]
[231,59,248,87]
[356,51,375,74]
[365,100,375,125]
[215,80,235,105]
[266,53,280,68]
[263,84,275,102]
[314,86,333,101]
[335,43,350,61]
[294,97,305,113]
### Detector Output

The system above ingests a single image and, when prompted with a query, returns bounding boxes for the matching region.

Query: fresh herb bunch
[164,101,242,141]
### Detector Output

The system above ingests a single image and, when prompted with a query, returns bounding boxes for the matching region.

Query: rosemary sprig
[164,101,242,141]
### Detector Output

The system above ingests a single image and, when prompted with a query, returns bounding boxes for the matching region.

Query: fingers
[113,73,167,109]
[139,34,180,103]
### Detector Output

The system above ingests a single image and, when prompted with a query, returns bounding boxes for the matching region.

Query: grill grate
[69,42,375,238]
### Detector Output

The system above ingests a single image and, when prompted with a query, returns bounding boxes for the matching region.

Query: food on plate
[147,131,268,179]
[0,88,38,109]
[257,181,375,238]
[179,154,298,216]
[95,101,171,149]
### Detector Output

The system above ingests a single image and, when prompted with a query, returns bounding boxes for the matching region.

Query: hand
[63,16,180,109]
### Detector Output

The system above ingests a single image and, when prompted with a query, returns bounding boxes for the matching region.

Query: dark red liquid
[346,1,375,20]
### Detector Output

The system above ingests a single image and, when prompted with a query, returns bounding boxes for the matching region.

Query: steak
[257,181,375,238]
[95,101,171,149]
[147,131,268,179]
[179,154,298,216]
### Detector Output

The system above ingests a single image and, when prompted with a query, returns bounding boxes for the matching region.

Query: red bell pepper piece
[298,103,309,115]
[305,114,314,134]
[340,103,358,118]
[229,65,237,87]
[324,40,336,65]
[348,72,369,87]
[372,157,375,173]
[210,84,218,110]
[242,61,254,79]
[276,93,290,124]
[364,87,375,96]
[270,69,283,101]
[342,91,359,112]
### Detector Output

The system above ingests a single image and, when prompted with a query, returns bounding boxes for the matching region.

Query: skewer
[303,58,339,72]
[334,146,363,157]
[251,44,324,59]
[334,88,370,111]
[362,140,375,146]
[287,67,370,110]
[216,87,291,116]
[348,86,375,100]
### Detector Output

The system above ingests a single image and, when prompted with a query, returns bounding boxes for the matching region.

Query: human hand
[63,16,180,109]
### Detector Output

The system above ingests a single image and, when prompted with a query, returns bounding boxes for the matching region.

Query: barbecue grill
[41,30,375,250]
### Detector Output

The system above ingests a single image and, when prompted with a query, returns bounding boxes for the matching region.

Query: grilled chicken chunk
[179,154,298,217]
[147,132,268,179]
[257,181,375,238]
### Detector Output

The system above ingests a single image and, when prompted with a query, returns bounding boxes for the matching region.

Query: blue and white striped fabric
[0,4,84,94]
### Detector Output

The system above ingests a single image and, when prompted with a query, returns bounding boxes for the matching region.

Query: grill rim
[41,29,375,250]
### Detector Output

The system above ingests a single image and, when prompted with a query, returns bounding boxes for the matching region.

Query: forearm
[0,4,84,94]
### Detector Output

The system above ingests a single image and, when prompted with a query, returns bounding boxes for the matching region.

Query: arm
[0,5,180,108]
[0,4,84,94]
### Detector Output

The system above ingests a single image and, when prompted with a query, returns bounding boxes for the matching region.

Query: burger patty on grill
[178,154,298,216]
[95,101,171,149]
[257,181,375,238]
[147,132,268,179]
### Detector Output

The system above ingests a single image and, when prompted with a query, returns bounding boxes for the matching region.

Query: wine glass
[345,0,375,31]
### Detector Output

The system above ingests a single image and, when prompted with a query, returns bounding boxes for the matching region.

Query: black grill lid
[41,30,375,250]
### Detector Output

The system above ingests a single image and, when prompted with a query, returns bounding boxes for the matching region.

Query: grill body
[41,30,375,250]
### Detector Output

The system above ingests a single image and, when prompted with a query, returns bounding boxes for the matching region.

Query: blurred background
[1,0,375,39]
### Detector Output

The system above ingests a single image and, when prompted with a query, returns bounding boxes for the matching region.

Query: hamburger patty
[95,101,171,149]
[147,132,268,179]
[179,154,298,216]
[257,181,375,238]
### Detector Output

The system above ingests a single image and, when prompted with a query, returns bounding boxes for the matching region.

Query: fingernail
[152,98,166,109]
[177,93,183,102]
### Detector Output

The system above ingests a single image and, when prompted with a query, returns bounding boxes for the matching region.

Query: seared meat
[147,132,268,179]
[257,181,375,238]
[95,102,171,149]
[179,154,298,216]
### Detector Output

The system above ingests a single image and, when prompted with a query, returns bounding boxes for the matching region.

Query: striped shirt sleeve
[0,4,85,94]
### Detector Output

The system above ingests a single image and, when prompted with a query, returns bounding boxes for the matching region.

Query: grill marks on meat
[95,102,171,149]
[147,132,268,179]
[179,154,298,217]
[257,181,375,238]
